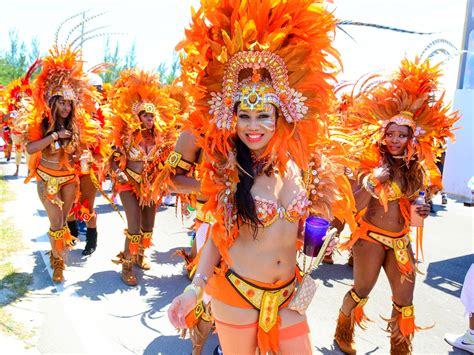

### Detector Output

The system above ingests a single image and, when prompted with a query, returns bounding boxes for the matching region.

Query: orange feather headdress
[14,46,103,183]
[102,68,182,205]
[177,0,344,262]
[103,68,180,148]
[346,57,460,198]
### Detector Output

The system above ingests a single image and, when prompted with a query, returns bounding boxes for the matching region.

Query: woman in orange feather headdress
[333,58,459,354]
[4,60,40,176]
[103,68,181,287]
[16,45,102,283]
[167,1,354,353]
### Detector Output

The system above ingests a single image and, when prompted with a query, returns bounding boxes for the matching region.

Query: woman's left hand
[323,228,339,256]
[415,203,431,219]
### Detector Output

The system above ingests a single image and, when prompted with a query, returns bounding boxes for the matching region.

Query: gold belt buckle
[258,290,281,333]
[47,177,59,195]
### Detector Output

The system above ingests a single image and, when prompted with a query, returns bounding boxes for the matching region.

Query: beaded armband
[165,151,194,172]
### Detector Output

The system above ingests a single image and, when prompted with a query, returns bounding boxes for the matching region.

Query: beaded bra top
[127,143,159,162]
[386,181,420,202]
[254,190,309,227]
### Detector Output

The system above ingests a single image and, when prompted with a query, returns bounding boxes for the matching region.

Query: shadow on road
[150,247,188,266]
[73,270,138,301]
[316,340,379,354]
[144,332,219,355]
[424,254,474,297]
[312,261,354,288]
[144,334,191,354]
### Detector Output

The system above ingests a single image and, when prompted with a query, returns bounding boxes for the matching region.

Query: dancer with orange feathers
[334,58,459,354]
[103,69,181,286]
[3,61,40,176]
[168,1,354,353]
[15,46,103,283]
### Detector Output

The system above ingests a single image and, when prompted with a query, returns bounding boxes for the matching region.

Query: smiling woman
[167,1,352,353]
[236,104,277,154]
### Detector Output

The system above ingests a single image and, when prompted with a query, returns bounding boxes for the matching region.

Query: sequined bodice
[254,190,309,227]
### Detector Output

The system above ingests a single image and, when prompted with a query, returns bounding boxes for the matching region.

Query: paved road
[1,160,473,354]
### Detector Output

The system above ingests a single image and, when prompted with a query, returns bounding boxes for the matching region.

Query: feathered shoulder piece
[178,0,341,263]
[5,59,41,112]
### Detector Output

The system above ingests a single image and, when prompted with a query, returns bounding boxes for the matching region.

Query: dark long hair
[235,137,261,237]
[380,125,424,196]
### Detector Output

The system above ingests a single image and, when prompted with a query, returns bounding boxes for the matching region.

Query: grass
[0,176,34,344]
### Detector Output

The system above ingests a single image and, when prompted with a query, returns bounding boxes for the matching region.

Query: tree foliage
[0,30,40,86]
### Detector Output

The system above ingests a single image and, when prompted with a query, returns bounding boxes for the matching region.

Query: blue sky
[0,0,466,95]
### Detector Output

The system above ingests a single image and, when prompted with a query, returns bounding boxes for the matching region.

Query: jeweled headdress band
[236,79,280,112]
[383,111,416,130]
[208,50,308,129]
[47,85,77,102]
[132,102,156,115]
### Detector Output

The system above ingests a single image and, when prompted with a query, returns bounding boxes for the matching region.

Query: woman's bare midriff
[364,198,406,233]
[211,219,305,326]
[40,149,76,171]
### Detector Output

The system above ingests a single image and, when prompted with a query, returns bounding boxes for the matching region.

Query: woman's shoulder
[283,159,303,178]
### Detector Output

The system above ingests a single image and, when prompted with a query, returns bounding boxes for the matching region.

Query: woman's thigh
[60,182,78,221]
[279,308,312,354]
[214,320,257,355]
[37,181,64,229]
[140,204,156,231]
[383,245,416,305]
[352,239,387,296]
[79,174,97,208]
[119,191,141,233]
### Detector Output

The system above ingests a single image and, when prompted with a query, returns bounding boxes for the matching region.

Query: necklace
[251,152,276,177]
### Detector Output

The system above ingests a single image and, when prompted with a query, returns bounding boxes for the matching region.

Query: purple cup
[303,216,330,257]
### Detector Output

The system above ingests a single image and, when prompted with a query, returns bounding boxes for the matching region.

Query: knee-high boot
[385,303,416,355]
[334,310,356,354]
[82,227,97,255]
[334,289,370,354]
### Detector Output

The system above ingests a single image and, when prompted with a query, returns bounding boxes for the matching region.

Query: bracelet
[184,283,203,303]
[193,273,208,285]
[362,175,380,199]
[366,174,380,189]
[51,132,59,141]
[115,168,123,175]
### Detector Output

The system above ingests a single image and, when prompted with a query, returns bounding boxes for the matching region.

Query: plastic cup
[303,216,330,257]
[410,205,424,227]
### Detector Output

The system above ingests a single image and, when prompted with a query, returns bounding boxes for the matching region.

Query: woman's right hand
[57,128,72,139]
[168,290,197,329]
[372,165,390,184]
[116,169,129,184]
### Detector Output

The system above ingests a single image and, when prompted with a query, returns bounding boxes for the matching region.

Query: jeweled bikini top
[254,190,309,227]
